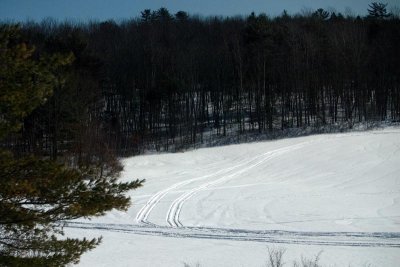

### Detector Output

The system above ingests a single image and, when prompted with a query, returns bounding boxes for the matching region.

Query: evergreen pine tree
[0,25,143,267]
[368,2,391,19]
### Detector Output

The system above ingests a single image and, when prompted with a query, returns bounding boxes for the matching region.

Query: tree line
[2,4,400,158]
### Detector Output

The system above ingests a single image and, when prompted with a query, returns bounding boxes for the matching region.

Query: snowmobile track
[166,142,310,227]
[65,222,400,248]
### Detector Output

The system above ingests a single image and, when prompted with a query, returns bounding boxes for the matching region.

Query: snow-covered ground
[67,128,400,266]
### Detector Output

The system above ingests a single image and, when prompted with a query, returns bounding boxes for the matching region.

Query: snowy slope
[67,128,400,267]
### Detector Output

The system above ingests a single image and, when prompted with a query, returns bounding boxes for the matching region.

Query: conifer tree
[0,25,53,139]
[368,2,391,19]
[313,8,330,20]
[0,25,143,267]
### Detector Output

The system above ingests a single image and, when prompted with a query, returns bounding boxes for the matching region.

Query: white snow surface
[67,128,400,267]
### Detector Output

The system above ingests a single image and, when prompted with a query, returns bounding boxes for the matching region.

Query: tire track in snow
[65,221,400,248]
[136,166,238,224]
[166,142,309,227]
[135,143,301,225]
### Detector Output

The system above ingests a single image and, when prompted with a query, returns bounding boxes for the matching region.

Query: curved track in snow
[137,141,310,226]
[166,142,309,227]
[136,161,249,225]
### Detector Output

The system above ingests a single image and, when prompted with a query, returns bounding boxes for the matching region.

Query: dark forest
[3,6,400,158]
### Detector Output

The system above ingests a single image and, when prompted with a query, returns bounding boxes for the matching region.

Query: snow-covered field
[67,128,400,266]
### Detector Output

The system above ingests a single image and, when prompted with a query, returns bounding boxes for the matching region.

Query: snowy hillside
[67,128,400,266]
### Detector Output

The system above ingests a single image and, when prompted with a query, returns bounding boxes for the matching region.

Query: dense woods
[2,5,400,157]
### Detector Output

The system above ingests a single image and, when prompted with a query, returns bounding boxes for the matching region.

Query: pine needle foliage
[0,25,143,266]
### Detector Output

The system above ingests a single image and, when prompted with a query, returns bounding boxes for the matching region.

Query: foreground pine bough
[0,25,143,266]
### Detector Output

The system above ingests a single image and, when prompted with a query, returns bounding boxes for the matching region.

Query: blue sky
[1,0,398,22]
